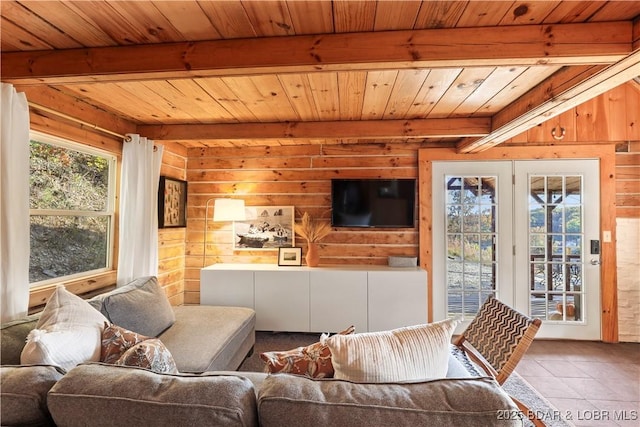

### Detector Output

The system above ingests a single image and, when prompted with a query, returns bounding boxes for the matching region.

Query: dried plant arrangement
[294,211,331,243]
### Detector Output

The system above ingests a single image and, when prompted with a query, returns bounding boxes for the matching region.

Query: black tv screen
[331,179,416,228]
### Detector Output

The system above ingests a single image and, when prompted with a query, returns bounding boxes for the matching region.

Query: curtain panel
[117,134,163,286]
[1,83,31,322]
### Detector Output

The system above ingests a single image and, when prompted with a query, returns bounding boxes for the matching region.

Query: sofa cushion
[115,338,178,374]
[89,276,175,337]
[47,363,258,427]
[324,319,459,382]
[0,314,39,365]
[159,305,255,373]
[20,286,107,371]
[257,374,522,427]
[260,325,354,378]
[0,364,65,427]
[214,371,269,396]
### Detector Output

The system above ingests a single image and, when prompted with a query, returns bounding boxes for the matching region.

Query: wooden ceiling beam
[1,21,631,85]
[457,50,640,153]
[137,118,490,142]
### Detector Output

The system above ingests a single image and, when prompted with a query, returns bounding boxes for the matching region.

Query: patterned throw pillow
[101,322,150,364]
[324,319,459,382]
[260,325,355,378]
[115,338,178,374]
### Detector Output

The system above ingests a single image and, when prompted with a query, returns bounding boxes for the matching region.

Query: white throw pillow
[324,318,459,382]
[20,285,107,371]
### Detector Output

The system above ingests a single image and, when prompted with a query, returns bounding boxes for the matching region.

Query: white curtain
[117,134,164,286]
[1,83,31,322]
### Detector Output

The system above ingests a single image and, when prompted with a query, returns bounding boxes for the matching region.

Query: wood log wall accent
[183,143,422,304]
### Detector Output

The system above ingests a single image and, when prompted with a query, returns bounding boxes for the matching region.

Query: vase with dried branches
[294,212,331,267]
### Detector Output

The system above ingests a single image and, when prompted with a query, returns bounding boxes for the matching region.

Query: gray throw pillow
[95,276,175,337]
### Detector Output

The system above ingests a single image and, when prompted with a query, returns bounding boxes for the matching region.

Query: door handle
[590,259,600,265]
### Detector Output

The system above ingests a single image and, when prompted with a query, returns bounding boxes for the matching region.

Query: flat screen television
[331,179,416,228]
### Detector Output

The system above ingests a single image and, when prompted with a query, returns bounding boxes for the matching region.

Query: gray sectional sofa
[1,276,523,427]
[42,363,523,427]
[1,276,256,374]
[3,359,524,427]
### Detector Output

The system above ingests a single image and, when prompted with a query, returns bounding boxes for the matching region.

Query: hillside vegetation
[29,141,111,283]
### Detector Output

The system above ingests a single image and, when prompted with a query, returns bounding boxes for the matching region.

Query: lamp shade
[213,198,246,222]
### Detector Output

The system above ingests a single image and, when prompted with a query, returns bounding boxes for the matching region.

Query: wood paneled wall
[158,145,188,305]
[507,82,640,219]
[183,143,423,304]
[615,139,640,219]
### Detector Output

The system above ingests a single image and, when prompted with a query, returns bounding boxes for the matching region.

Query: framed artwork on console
[278,247,302,266]
[233,206,294,250]
[158,176,187,228]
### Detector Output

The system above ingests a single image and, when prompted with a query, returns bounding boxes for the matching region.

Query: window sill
[29,270,117,313]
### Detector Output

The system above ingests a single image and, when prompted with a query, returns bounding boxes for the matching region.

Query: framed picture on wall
[233,206,294,250]
[158,176,187,228]
[278,247,302,266]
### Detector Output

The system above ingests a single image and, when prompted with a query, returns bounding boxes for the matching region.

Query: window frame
[29,130,118,287]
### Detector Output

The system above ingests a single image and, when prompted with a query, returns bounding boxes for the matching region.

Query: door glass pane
[528,175,584,322]
[446,175,497,319]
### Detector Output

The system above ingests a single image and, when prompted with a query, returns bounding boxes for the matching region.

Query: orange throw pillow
[260,325,355,378]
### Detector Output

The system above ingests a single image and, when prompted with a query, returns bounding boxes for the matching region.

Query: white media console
[200,263,428,333]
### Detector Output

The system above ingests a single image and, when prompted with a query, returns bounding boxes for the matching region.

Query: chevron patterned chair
[452,295,544,426]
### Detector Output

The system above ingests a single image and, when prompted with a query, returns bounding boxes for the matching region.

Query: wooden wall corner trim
[599,144,619,343]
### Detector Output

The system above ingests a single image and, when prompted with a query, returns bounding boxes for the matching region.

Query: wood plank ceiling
[1,1,639,151]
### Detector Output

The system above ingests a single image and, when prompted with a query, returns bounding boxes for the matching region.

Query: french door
[432,160,601,340]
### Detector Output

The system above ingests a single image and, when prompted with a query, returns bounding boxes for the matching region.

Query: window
[445,176,498,318]
[528,175,584,322]
[29,132,116,285]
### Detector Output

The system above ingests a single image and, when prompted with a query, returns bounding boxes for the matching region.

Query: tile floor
[517,340,639,427]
